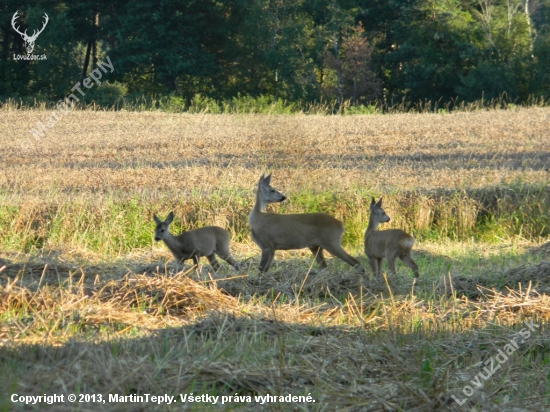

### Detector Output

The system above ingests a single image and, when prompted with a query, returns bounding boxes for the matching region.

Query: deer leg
[324,245,365,274]
[309,246,327,269]
[216,248,240,270]
[224,255,240,270]
[259,248,275,272]
[386,252,398,274]
[401,255,420,278]
[206,254,220,271]
[191,255,200,269]
[368,257,379,277]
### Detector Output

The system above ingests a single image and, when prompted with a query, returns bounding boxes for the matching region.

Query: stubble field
[1,107,550,411]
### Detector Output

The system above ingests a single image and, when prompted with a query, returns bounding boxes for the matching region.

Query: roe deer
[154,212,239,271]
[364,197,419,278]
[248,173,365,274]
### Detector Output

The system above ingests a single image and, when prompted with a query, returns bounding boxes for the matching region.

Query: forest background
[1,0,549,111]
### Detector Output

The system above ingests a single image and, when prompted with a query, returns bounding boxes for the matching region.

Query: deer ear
[264,173,272,185]
[376,197,384,207]
[166,212,174,224]
[371,197,376,206]
[153,214,161,225]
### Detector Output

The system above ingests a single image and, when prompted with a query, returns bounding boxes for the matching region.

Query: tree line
[1,0,549,109]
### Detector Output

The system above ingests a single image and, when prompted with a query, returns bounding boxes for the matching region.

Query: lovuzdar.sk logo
[11,10,48,61]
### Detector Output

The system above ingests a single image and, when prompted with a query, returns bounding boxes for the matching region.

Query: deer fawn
[154,212,239,271]
[364,197,419,278]
[248,173,365,274]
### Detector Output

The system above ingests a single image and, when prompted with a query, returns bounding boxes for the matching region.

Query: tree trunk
[92,12,99,67]
[524,0,534,54]
[1,28,9,61]
[82,40,92,78]
[353,75,357,105]
[333,33,342,111]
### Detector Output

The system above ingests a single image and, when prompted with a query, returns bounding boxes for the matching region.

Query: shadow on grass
[0,307,548,411]
[1,245,550,411]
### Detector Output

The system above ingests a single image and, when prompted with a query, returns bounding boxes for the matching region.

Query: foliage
[343,104,378,114]
[82,81,128,107]
[1,0,550,107]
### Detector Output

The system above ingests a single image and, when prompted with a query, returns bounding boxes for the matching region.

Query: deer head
[11,11,49,54]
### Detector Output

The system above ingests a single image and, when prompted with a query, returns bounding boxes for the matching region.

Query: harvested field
[0,108,549,411]
[2,108,550,194]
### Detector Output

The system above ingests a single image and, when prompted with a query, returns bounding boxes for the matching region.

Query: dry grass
[1,258,550,411]
[439,260,550,298]
[1,108,550,410]
[2,108,549,194]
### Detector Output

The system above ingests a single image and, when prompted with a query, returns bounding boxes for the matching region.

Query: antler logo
[11,11,49,54]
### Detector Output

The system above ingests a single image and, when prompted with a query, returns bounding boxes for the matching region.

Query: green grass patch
[0,182,548,258]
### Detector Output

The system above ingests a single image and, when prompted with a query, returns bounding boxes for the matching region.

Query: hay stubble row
[1,109,549,195]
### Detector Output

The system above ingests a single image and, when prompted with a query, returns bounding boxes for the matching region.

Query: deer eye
[161,229,165,233]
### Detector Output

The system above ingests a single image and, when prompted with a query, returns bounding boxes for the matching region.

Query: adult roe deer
[248,173,365,274]
[154,212,239,271]
[364,197,419,278]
